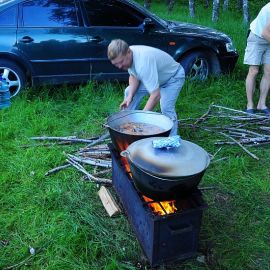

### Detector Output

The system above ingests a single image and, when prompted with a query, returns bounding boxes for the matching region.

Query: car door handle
[19,36,34,43]
[89,36,103,43]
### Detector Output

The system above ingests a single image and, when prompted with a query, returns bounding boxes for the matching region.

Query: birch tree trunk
[223,0,229,10]
[205,0,209,8]
[242,0,250,23]
[212,0,220,22]
[144,0,151,10]
[189,0,195,18]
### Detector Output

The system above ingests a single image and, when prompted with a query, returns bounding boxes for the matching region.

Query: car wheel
[180,51,211,81]
[0,59,26,97]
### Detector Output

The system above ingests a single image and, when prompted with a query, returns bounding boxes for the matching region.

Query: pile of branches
[25,103,269,182]
[25,132,113,184]
[179,104,270,160]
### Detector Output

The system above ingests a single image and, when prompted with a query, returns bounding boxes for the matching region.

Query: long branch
[67,154,112,168]
[219,132,259,160]
[67,158,112,184]
[45,164,71,176]
[194,103,213,125]
[211,104,266,119]
[30,136,96,143]
[86,131,110,148]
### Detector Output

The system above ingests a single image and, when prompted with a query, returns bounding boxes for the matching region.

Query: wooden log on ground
[98,186,121,217]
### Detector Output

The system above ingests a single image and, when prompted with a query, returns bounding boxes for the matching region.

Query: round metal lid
[123,137,210,178]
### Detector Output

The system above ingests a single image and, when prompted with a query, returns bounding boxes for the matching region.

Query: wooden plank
[98,186,121,217]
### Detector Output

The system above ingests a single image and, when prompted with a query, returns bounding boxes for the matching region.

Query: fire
[143,195,177,216]
[120,156,132,175]
[116,140,130,153]
[117,141,132,173]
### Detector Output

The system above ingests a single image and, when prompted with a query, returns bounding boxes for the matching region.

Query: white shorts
[244,32,270,65]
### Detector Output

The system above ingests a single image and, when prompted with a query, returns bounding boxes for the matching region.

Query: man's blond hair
[107,39,129,60]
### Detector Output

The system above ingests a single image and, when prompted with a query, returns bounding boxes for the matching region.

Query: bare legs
[245,65,258,110]
[257,64,270,110]
[245,64,270,110]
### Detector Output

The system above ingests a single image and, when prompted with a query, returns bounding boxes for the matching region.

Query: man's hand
[119,75,140,110]
[143,88,160,111]
[120,95,133,110]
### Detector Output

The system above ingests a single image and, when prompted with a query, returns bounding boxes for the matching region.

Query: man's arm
[120,75,140,109]
[262,20,270,42]
[143,88,160,111]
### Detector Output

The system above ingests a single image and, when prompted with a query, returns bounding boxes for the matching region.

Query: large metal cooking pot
[121,137,210,200]
[106,110,173,152]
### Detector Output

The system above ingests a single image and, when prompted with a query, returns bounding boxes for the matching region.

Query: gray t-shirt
[250,3,270,38]
[128,45,180,93]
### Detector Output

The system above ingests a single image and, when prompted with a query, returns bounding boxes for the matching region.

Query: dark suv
[0,0,238,97]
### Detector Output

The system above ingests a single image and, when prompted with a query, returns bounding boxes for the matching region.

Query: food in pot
[116,122,165,135]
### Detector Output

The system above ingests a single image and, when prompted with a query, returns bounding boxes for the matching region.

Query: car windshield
[128,0,168,28]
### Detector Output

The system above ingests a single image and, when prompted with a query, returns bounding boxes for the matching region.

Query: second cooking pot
[121,137,210,200]
[106,110,173,152]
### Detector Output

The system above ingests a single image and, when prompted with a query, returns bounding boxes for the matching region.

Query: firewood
[219,132,259,160]
[66,158,112,185]
[45,164,71,176]
[98,186,121,217]
[211,104,266,119]
[67,154,112,168]
[30,136,96,143]
[86,131,110,148]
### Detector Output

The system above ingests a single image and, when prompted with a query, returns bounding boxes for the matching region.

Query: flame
[120,157,132,176]
[116,140,130,153]
[117,140,178,216]
[117,141,133,175]
[143,195,177,216]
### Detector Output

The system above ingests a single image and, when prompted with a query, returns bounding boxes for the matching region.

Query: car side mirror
[142,18,155,32]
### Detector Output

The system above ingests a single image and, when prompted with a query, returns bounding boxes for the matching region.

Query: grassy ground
[1,2,270,270]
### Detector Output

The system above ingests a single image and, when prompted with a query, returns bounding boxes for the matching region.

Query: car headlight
[225,42,236,52]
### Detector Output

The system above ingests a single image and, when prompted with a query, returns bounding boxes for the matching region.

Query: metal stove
[110,145,207,267]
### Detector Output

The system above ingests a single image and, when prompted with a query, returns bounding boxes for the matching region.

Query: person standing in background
[244,2,270,115]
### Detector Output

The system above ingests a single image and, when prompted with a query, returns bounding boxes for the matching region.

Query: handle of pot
[170,223,193,235]
[120,150,130,158]
[103,124,109,128]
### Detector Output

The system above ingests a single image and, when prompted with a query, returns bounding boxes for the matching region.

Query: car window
[0,6,17,26]
[21,0,79,27]
[82,0,145,27]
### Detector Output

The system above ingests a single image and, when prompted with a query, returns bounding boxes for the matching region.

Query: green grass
[1,2,270,270]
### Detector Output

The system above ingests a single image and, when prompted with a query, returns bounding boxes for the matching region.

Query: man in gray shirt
[107,39,185,135]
